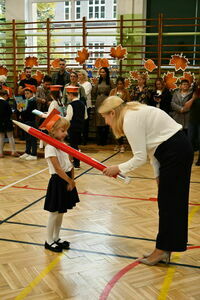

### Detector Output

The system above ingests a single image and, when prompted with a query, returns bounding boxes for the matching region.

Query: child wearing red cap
[46,85,65,117]
[18,86,38,160]
[42,114,79,252]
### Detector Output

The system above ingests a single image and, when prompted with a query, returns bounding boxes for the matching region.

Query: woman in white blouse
[99,96,193,266]
[78,69,92,144]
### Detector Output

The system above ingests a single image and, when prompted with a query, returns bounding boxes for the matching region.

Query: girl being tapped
[42,114,80,252]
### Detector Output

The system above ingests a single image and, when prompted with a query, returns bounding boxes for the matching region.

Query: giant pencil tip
[12,120,30,132]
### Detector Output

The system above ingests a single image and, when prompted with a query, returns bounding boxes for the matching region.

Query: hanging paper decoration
[0,65,8,76]
[110,44,127,60]
[94,58,110,69]
[124,78,131,89]
[75,48,89,65]
[32,70,44,84]
[51,58,61,69]
[24,56,38,68]
[143,59,157,72]
[90,77,98,86]
[163,72,178,90]
[180,71,195,85]
[129,70,140,80]
[169,53,189,71]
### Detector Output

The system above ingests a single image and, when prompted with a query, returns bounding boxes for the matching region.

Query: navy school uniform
[67,99,87,168]
[20,97,37,156]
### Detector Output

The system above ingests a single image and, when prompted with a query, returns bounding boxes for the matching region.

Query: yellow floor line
[158,206,200,300]
[15,253,64,300]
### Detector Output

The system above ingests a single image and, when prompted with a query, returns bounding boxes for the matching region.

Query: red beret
[65,85,79,93]
[24,84,36,93]
[49,85,62,91]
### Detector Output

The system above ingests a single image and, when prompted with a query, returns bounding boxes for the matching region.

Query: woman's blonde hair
[49,117,70,137]
[78,69,88,80]
[98,96,142,138]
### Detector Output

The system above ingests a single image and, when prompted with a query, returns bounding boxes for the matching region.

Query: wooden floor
[0,141,200,300]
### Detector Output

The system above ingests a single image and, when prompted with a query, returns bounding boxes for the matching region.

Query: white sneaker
[19,153,29,159]
[25,155,37,161]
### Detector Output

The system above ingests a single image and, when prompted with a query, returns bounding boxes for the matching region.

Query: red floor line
[0,184,199,206]
[99,260,141,300]
[187,246,200,249]
[99,246,200,300]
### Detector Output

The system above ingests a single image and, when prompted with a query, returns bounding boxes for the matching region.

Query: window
[65,1,71,20]
[76,1,81,20]
[88,42,104,63]
[0,0,5,20]
[113,0,117,19]
[88,0,105,19]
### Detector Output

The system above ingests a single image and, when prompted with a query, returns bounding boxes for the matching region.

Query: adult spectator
[52,58,70,91]
[109,76,130,152]
[36,75,52,113]
[92,67,115,145]
[78,69,92,144]
[130,74,151,104]
[182,79,200,165]
[171,79,193,134]
[149,78,172,115]
[18,67,37,97]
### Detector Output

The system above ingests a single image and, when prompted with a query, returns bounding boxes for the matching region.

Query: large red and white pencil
[13,120,130,183]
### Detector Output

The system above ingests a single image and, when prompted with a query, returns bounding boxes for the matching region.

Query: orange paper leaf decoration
[163,72,178,90]
[94,58,110,69]
[25,56,38,68]
[75,48,89,65]
[32,70,44,84]
[143,59,157,72]
[129,70,140,80]
[169,53,189,71]
[0,66,8,76]
[124,78,131,89]
[18,72,26,81]
[110,44,127,60]
[180,71,195,85]
[51,59,61,69]
[90,77,98,85]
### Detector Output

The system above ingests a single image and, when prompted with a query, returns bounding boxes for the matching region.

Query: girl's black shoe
[44,241,62,252]
[55,239,70,249]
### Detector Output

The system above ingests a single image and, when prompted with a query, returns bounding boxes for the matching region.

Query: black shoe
[55,239,70,249]
[44,241,63,252]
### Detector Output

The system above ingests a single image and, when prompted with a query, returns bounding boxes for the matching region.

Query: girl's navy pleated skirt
[44,171,80,213]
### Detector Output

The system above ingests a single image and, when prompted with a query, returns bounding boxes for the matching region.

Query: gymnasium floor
[0,141,200,300]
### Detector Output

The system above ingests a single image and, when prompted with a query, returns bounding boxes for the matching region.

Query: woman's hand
[103,165,120,177]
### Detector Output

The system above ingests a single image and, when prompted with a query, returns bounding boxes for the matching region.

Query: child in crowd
[65,85,87,169]
[41,113,80,252]
[41,85,65,117]
[18,85,38,160]
[0,89,19,158]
